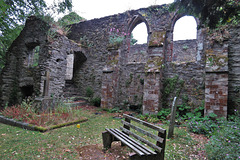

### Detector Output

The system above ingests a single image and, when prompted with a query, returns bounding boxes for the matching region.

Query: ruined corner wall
[0,16,49,106]
[0,16,86,106]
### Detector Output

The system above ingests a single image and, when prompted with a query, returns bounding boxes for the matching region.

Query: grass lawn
[0,106,207,159]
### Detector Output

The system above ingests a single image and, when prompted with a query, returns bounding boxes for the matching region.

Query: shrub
[90,97,101,107]
[205,117,240,159]
[187,118,220,136]
[157,108,171,120]
[85,87,94,98]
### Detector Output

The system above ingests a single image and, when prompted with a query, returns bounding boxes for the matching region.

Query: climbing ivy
[162,75,184,107]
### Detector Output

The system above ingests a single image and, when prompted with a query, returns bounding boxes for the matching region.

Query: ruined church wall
[228,25,240,113]
[67,5,175,106]
[67,14,128,97]
[0,16,50,106]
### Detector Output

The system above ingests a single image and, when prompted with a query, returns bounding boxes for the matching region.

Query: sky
[46,0,197,43]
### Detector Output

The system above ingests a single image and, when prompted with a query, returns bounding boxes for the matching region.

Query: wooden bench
[102,114,166,160]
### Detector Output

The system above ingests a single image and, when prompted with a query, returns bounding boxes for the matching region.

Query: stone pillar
[143,71,162,114]
[205,73,228,117]
[205,43,228,118]
[142,30,165,114]
[101,67,114,109]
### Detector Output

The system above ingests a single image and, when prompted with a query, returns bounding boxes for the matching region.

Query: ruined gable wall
[0,16,49,106]
[0,16,86,106]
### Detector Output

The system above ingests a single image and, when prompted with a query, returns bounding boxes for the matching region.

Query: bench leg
[102,131,113,149]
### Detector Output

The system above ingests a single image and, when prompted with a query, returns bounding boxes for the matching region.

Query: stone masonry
[1,4,240,118]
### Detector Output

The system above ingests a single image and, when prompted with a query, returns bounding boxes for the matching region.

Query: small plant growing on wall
[182,45,189,50]
[108,28,129,47]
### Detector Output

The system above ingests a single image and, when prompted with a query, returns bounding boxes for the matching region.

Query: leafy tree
[0,0,73,71]
[58,11,85,26]
[170,0,240,28]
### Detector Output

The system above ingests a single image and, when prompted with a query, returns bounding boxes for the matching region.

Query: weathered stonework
[0,16,86,106]
[205,73,228,118]
[1,4,239,118]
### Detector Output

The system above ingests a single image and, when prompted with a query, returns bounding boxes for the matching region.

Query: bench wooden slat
[105,128,145,156]
[113,128,157,155]
[120,127,162,153]
[123,114,166,134]
[109,129,151,155]
[121,120,164,143]
[110,129,156,155]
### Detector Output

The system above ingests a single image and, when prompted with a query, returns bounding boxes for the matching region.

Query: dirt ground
[75,142,131,160]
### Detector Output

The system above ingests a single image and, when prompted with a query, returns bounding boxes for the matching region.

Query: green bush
[90,97,101,107]
[205,113,240,159]
[85,87,94,98]
[157,108,171,120]
[187,118,220,136]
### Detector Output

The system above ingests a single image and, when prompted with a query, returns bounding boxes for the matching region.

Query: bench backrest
[120,114,166,158]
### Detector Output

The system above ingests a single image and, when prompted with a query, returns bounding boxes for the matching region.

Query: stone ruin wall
[0,16,86,106]
[0,16,49,105]
[228,26,240,114]
[1,4,240,117]
[67,5,207,112]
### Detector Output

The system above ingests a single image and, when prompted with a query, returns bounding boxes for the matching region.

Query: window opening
[25,45,40,67]
[173,16,197,41]
[131,22,148,45]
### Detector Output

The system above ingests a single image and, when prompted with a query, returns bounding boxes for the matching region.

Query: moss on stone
[148,31,166,47]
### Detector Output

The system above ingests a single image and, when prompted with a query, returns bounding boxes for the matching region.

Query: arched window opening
[131,22,148,45]
[173,16,197,41]
[25,45,40,67]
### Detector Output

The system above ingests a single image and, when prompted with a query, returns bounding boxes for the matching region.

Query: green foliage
[162,75,184,107]
[205,112,240,159]
[79,35,93,48]
[108,28,128,46]
[90,97,101,107]
[170,0,240,28]
[187,118,220,136]
[85,87,94,98]
[130,33,138,45]
[137,114,160,123]
[157,108,171,120]
[58,12,85,26]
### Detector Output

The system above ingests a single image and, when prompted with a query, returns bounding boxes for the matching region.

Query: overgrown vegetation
[171,0,240,28]
[162,75,184,107]
[0,98,86,128]
[205,111,240,159]
[85,87,101,107]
